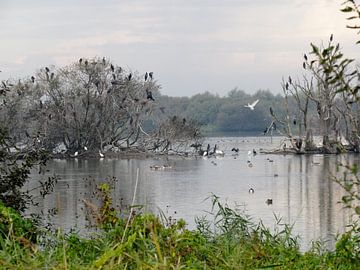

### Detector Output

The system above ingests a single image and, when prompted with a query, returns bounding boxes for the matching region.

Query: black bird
[269,107,274,116]
[149,72,153,80]
[182,118,186,125]
[303,62,306,69]
[288,76,292,84]
[316,102,321,116]
[145,72,148,81]
[231,147,239,153]
[295,138,302,150]
[102,57,106,65]
[112,74,116,80]
[79,58,83,64]
[84,60,88,66]
[31,76,35,83]
[50,73,54,80]
[146,89,154,101]
[252,149,257,155]
[263,127,268,135]
[266,199,273,205]
[293,117,297,125]
[45,67,50,72]
[304,54,308,61]
[110,64,115,72]
[128,73,132,81]
[285,82,289,90]
[330,34,333,42]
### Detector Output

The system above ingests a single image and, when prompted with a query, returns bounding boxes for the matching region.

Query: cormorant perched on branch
[79,58,83,64]
[149,72,153,80]
[110,64,115,72]
[269,107,274,116]
[31,76,35,83]
[146,89,154,101]
[45,67,50,73]
[295,138,302,150]
[145,72,148,81]
[128,73,132,81]
[102,57,106,65]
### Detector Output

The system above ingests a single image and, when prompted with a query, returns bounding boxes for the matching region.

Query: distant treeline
[157,88,316,135]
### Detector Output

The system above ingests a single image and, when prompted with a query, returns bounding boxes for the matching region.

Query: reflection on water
[27,137,359,250]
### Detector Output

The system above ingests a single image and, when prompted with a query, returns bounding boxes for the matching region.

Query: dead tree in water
[271,36,359,153]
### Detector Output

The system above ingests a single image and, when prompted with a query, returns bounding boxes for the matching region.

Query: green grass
[0,195,359,270]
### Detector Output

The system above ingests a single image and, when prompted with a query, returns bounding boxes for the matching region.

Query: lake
[27,136,359,251]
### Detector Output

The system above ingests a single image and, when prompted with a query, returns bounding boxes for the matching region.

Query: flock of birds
[72,147,104,159]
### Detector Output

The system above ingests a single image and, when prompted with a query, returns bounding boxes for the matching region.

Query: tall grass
[1,189,359,270]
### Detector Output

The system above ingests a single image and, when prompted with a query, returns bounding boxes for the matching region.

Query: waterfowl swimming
[249,188,254,194]
[266,199,273,205]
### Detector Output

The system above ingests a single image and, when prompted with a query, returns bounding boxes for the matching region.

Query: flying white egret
[244,99,259,110]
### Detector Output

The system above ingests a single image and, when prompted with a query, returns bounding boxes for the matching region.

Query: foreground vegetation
[0,193,359,270]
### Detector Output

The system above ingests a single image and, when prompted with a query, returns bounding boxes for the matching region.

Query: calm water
[27,136,359,251]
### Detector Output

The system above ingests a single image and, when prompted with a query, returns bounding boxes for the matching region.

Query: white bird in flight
[244,99,259,110]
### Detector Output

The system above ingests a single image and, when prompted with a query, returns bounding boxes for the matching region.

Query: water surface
[27,136,359,250]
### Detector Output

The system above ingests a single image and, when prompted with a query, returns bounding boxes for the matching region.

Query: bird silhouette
[269,107,274,116]
[79,58,83,64]
[249,188,254,194]
[304,54,308,61]
[149,72,153,80]
[45,67,50,73]
[231,147,239,153]
[110,64,114,72]
[146,89,154,101]
[330,34,333,42]
[145,72,148,81]
[102,57,106,65]
[266,199,273,205]
[31,76,35,83]
[128,73,132,81]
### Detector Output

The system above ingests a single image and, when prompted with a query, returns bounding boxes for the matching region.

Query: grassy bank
[0,194,359,270]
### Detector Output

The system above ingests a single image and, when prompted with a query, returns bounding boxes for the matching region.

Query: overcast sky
[0,0,359,96]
